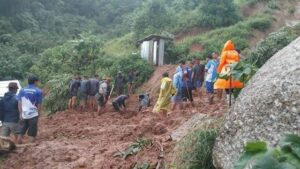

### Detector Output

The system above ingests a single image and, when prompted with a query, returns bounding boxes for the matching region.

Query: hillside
[1,0,299,80]
[1,0,300,168]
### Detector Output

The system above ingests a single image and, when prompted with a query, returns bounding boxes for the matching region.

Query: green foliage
[288,6,296,14]
[197,0,240,28]
[43,74,72,115]
[103,33,138,57]
[174,129,218,169]
[268,0,280,10]
[133,0,174,38]
[219,62,258,85]
[34,36,153,113]
[31,35,105,82]
[164,42,190,64]
[132,163,150,169]
[108,54,154,87]
[113,137,152,160]
[178,14,272,58]
[234,134,300,169]
[247,25,300,68]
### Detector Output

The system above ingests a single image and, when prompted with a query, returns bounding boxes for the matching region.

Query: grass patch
[103,32,138,57]
[176,14,273,59]
[173,129,219,169]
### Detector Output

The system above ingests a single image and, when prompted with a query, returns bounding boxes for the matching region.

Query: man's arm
[18,101,23,120]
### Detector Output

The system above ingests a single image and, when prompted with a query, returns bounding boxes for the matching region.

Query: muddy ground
[1,66,227,169]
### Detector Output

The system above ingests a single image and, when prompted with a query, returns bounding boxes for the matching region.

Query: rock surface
[213,37,300,169]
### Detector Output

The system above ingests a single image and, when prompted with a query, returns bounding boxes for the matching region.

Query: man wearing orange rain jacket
[214,40,243,99]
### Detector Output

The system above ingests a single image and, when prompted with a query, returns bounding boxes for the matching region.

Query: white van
[0,80,22,127]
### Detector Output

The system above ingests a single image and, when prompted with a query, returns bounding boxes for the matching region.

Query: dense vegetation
[0,0,295,113]
[174,129,219,169]
[0,0,244,80]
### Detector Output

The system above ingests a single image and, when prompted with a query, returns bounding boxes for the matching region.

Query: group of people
[0,76,43,144]
[153,40,243,115]
[0,40,243,145]
[68,70,140,114]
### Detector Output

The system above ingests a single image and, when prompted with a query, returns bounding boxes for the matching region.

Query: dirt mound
[140,65,177,98]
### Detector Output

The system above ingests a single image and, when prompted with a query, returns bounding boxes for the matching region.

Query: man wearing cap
[16,75,43,144]
[0,82,19,142]
[97,76,111,114]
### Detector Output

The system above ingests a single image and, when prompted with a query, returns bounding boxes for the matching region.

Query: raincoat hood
[222,40,235,52]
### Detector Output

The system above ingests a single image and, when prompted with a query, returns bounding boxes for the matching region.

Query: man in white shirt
[97,77,111,114]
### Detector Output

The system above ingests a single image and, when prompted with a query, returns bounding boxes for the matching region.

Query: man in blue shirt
[182,61,194,107]
[205,54,218,104]
[0,82,19,142]
[171,61,184,111]
[17,76,43,144]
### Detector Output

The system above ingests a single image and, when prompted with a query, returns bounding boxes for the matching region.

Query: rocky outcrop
[213,37,300,169]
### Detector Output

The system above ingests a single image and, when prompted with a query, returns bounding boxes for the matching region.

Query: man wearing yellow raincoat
[153,72,176,114]
[214,40,244,97]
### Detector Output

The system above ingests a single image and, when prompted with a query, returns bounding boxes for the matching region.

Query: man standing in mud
[171,63,184,111]
[153,72,176,116]
[115,71,126,96]
[79,76,90,111]
[192,58,205,99]
[17,76,43,144]
[88,75,100,111]
[97,76,111,114]
[182,61,194,108]
[68,74,80,110]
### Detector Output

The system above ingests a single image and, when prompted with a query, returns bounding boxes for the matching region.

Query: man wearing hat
[97,76,111,114]
[0,82,19,142]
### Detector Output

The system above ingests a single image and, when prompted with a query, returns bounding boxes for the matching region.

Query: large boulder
[213,37,300,169]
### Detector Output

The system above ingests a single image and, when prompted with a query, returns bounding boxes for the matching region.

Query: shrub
[31,35,106,82]
[246,25,300,68]
[177,14,273,57]
[247,16,272,31]
[43,74,72,115]
[197,0,240,28]
[288,6,296,14]
[108,54,154,87]
[173,129,219,169]
[268,0,280,10]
